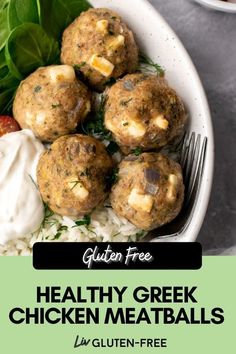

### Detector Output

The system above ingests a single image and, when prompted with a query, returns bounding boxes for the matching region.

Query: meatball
[61,8,139,92]
[110,153,184,230]
[37,134,113,217]
[13,65,91,142]
[104,73,187,154]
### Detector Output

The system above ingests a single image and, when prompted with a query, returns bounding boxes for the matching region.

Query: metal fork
[143,132,208,240]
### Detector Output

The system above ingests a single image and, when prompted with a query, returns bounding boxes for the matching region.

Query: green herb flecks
[73,62,86,71]
[131,147,143,156]
[73,215,91,227]
[82,95,112,141]
[120,98,133,107]
[139,53,165,77]
[80,167,91,177]
[52,225,68,240]
[69,180,80,191]
[34,85,42,93]
[105,77,116,86]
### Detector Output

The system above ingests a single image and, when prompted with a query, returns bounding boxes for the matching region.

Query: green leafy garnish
[139,53,165,77]
[42,203,54,227]
[105,76,116,86]
[38,0,91,40]
[0,0,92,115]
[135,231,146,240]
[52,225,68,240]
[131,147,143,156]
[5,23,60,80]
[82,95,112,141]
[73,62,86,71]
[73,215,91,227]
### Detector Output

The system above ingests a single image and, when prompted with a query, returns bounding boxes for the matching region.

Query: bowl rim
[194,0,236,13]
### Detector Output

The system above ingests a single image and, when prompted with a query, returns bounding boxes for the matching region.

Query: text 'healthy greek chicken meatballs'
[13,65,91,142]
[110,153,184,230]
[104,73,187,154]
[37,134,113,217]
[61,8,139,92]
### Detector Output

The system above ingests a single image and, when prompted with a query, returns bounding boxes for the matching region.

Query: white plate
[194,0,236,13]
[90,0,214,242]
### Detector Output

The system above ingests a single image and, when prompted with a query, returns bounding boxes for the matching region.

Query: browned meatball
[104,73,187,154]
[37,134,113,217]
[61,8,139,92]
[13,65,91,142]
[110,153,184,230]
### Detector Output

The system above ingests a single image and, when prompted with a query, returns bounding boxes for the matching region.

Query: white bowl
[90,0,214,242]
[194,0,236,13]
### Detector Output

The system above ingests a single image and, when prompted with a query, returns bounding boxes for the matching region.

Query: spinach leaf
[5,23,60,79]
[0,70,19,89]
[0,50,8,78]
[37,0,91,40]
[0,0,10,50]
[7,0,39,30]
[0,86,16,113]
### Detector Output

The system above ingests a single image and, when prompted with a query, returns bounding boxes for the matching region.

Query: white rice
[0,203,145,256]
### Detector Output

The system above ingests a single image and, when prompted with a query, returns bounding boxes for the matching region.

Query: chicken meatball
[37,134,113,217]
[61,8,139,92]
[13,65,91,142]
[104,73,187,154]
[110,153,184,230]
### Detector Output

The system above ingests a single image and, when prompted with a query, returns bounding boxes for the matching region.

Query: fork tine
[185,134,201,204]
[185,136,207,209]
[183,132,195,185]
[180,132,189,166]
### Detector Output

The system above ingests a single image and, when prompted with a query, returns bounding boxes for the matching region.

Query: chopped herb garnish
[111,16,117,20]
[69,180,80,190]
[73,215,91,227]
[34,85,42,93]
[122,122,129,126]
[106,141,119,155]
[139,53,165,77]
[131,147,143,156]
[120,98,133,106]
[44,203,54,220]
[105,77,117,86]
[135,231,146,240]
[80,168,91,177]
[82,95,112,141]
[52,225,68,240]
[73,62,86,70]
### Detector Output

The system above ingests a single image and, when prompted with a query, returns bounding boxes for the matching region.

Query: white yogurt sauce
[0,129,45,245]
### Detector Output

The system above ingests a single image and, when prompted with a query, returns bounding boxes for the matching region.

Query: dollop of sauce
[0,130,45,245]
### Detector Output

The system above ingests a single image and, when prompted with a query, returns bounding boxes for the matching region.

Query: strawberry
[0,116,21,137]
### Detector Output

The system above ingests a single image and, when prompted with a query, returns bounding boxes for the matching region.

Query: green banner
[0,257,235,353]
